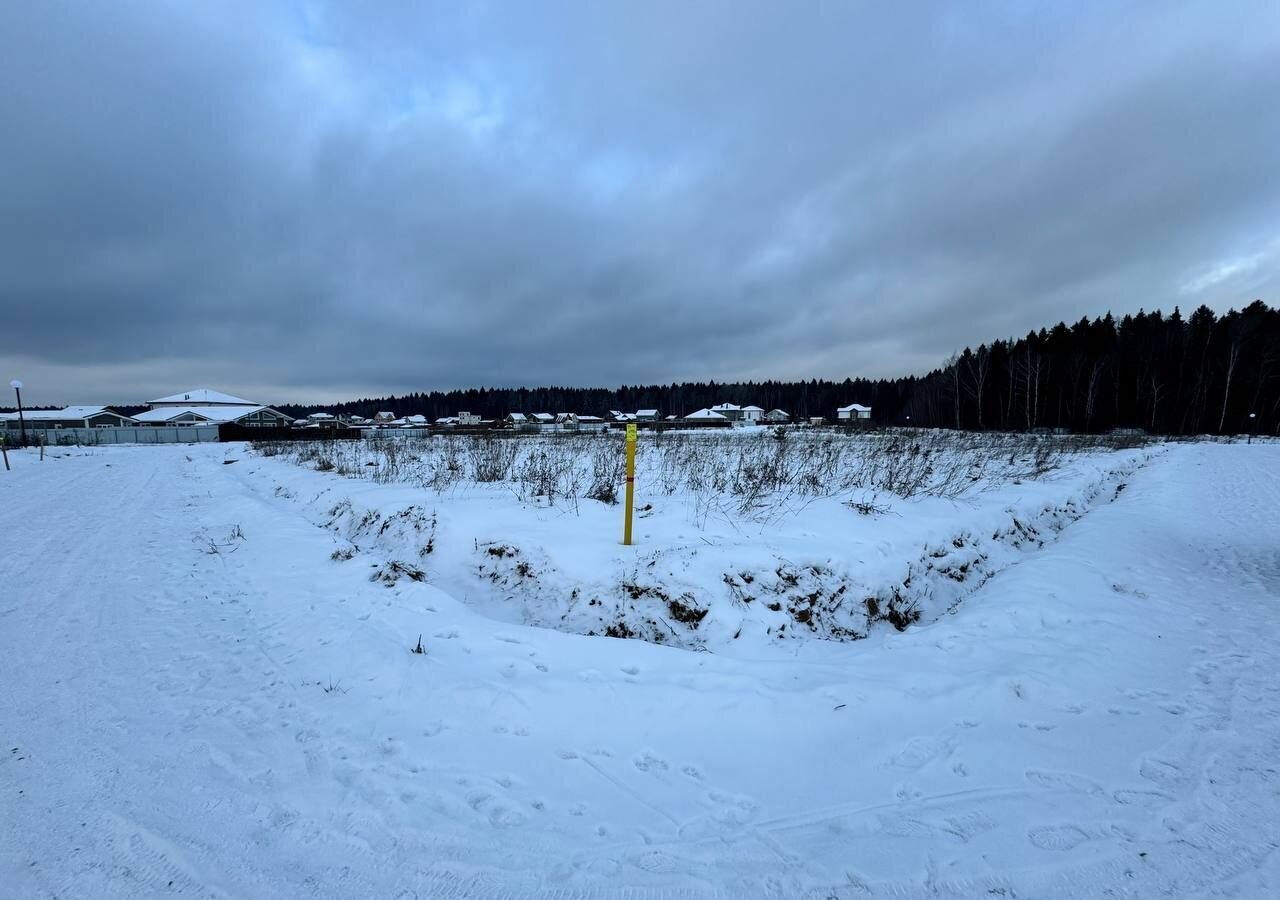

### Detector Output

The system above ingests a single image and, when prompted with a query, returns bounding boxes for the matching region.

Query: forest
[280,301,1278,436]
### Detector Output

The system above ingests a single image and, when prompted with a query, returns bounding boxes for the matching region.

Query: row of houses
[1,389,293,430]
[3,387,874,433]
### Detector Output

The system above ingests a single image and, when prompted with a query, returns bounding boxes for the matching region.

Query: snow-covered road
[2,442,1277,898]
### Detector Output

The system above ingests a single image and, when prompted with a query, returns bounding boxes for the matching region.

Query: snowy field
[2,437,1278,898]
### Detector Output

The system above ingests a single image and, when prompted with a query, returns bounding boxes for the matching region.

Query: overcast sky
[3,2,1278,405]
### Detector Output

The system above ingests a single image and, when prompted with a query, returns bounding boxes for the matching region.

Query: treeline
[279,301,1278,436]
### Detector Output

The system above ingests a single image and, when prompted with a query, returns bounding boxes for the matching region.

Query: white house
[837,403,872,421]
[1,406,136,429]
[135,388,291,427]
[506,413,529,425]
[634,409,659,421]
[741,405,765,423]
[684,408,729,422]
[763,409,791,423]
[405,414,428,427]
[709,402,743,421]
[458,411,482,426]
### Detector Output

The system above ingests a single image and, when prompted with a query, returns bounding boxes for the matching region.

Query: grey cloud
[2,1,1278,405]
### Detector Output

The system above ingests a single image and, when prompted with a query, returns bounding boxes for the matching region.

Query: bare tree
[964,346,990,429]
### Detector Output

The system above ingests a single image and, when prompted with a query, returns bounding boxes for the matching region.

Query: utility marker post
[9,380,25,448]
[623,423,637,545]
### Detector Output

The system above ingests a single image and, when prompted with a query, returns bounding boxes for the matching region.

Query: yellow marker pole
[623,423,637,545]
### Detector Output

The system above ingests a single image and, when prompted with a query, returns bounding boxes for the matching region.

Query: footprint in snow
[620,665,640,676]
[682,764,705,781]
[1028,824,1091,852]
[1139,758,1187,790]
[888,736,954,769]
[633,752,669,773]
[488,805,527,828]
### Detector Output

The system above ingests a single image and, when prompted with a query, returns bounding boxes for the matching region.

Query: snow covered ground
[2,439,1278,898]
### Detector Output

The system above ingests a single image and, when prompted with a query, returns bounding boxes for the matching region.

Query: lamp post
[9,380,25,447]
[1249,412,1257,444]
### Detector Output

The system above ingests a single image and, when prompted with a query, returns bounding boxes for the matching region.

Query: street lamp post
[1249,412,1257,444]
[9,380,26,447]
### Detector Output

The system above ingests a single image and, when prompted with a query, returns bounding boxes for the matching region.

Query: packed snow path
[1,442,1277,898]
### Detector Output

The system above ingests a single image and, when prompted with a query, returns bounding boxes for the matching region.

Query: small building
[458,412,482,426]
[709,402,743,421]
[531,413,555,424]
[763,409,791,423]
[684,408,729,422]
[404,414,428,427]
[304,412,341,429]
[741,405,765,423]
[506,413,529,426]
[837,403,872,421]
[373,411,397,424]
[1,406,136,429]
[634,409,659,422]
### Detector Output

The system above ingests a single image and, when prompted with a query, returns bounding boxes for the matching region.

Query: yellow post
[623,423,637,545]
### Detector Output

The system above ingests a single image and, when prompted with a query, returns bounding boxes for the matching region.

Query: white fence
[3,426,221,446]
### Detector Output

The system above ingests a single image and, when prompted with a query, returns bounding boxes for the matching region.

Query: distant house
[837,403,872,421]
[405,414,428,427]
[147,388,256,408]
[763,409,791,423]
[133,405,291,427]
[532,413,555,424]
[458,411,481,426]
[1,406,136,429]
[684,408,729,422]
[373,411,397,424]
[634,409,659,422]
[709,403,743,421]
[506,413,529,425]
[741,405,765,423]
[134,387,290,427]
[304,412,341,429]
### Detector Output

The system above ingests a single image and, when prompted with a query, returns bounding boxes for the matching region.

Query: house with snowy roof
[135,388,291,427]
[683,408,729,422]
[837,403,872,421]
[1,406,136,429]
